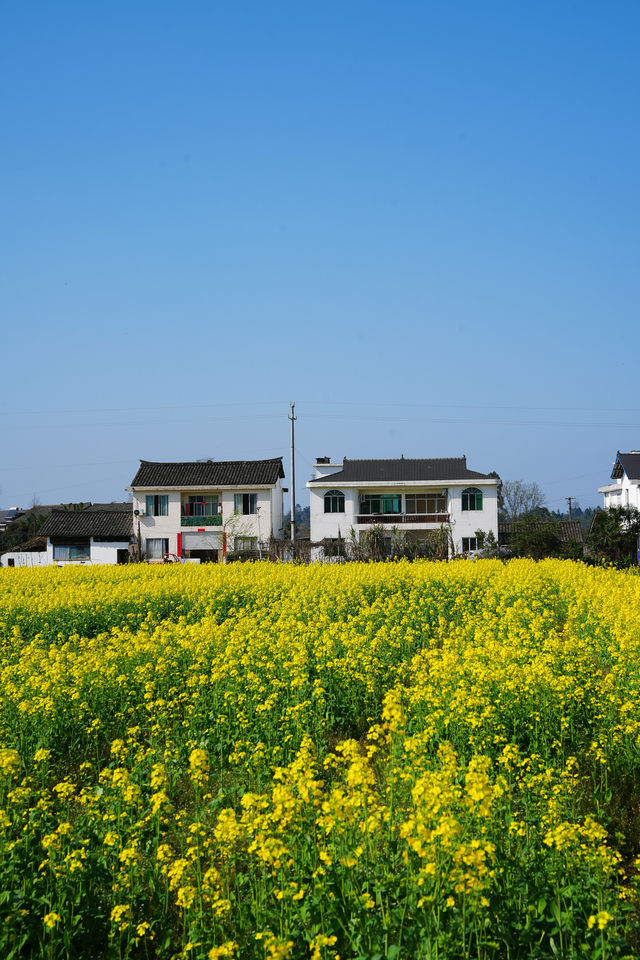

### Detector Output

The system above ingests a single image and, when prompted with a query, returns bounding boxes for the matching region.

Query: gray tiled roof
[499,520,585,544]
[6,536,47,553]
[612,452,640,481]
[309,457,494,484]
[0,508,24,524]
[131,458,284,488]
[38,509,133,540]
[84,502,133,512]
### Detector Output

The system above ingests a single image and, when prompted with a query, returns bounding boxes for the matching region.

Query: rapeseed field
[1,559,640,959]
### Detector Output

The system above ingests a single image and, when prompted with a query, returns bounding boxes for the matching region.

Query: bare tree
[502,480,545,520]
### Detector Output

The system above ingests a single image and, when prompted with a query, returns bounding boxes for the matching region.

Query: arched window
[324,490,345,513]
[462,487,483,511]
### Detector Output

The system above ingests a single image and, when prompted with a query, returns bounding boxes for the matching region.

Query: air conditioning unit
[134,509,145,517]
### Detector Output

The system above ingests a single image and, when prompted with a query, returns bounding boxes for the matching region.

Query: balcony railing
[181,504,222,527]
[181,515,222,526]
[356,513,450,525]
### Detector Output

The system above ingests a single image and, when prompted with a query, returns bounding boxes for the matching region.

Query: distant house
[128,458,285,562]
[307,456,499,556]
[0,503,133,567]
[0,507,25,534]
[598,451,640,510]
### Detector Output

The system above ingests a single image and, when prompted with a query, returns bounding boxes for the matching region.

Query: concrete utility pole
[289,401,297,543]
[565,496,574,520]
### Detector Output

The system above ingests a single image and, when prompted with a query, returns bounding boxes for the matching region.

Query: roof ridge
[139,456,282,465]
[345,456,465,462]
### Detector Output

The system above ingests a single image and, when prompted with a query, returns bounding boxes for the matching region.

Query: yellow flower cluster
[0,558,640,958]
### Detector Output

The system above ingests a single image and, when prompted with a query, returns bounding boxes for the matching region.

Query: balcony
[356,513,450,525]
[181,515,222,527]
[181,503,222,527]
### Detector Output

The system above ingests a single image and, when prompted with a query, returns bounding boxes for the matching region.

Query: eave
[306,478,498,489]
[127,484,276,492]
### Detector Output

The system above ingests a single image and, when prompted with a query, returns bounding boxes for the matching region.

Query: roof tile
[309,457,494,484]
[130,458,284,488]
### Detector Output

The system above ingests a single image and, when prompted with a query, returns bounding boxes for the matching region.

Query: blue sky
[2,1,639,511]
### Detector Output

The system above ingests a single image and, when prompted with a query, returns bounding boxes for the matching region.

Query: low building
[1,536,48,568]
[307,456,499,556]
[128,458,285,562]
[1,503,134,567]
[598,451,640,510]
[499,519,584,556]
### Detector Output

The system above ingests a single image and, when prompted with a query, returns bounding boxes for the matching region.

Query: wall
[309,482,499,552]
[0,549,49,568]
[271,478,284,541]
[1,539,129,567]
[448,484,499,552]
[90,541,128,564]
[132,485,283,558]
[309,487,359,541]
[601,477,640,510]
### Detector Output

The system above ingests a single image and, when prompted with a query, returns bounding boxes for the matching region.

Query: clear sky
[2,1,639,512]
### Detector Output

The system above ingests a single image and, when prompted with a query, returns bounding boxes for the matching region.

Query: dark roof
[0,508,25,524]
[130,458,285,488]
[84,502,132,512]
[499,520,584,544]
[309,457,494,484]
[6,536,47,553]
[612,452,640,481]
[38,508,133,540]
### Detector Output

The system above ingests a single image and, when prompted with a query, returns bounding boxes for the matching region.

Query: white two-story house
[598,451,640,510]
[128,458,285,561]
[308,456,499,556]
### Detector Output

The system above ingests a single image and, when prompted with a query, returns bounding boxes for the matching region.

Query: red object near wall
[177,533,182,558]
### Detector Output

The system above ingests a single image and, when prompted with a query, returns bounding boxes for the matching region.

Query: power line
[4,397,640,418]
[2,411,639,432]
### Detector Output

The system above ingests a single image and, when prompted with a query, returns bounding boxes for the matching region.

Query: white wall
[600,477,640,510]
[271,478,284,541]
[1,539,129,567]
[90,541,129,564]
[309,482,499,552]
[132,484,284,558]
[1,550,49,568]
[448,485,498,552]
[309,487,358,541]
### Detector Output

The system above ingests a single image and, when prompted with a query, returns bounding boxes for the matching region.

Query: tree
[475,529,501,558]
[587,506,640,566]
[509,516,561,560]
[502,480,545,521]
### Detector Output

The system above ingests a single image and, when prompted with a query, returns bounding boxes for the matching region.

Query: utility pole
[565,496,574,520]
[289,401,297,543]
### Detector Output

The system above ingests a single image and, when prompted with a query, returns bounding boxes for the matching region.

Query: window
[462,537,478,552]
[146,538,169,560]
[182,495,220,517]
[405,494,447,515]
[146,495,168,517]
[53,541,91,561]
[359,494,402,515]
[324,490,345,513]
[234,493,257,515]
[462,488,483,511]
